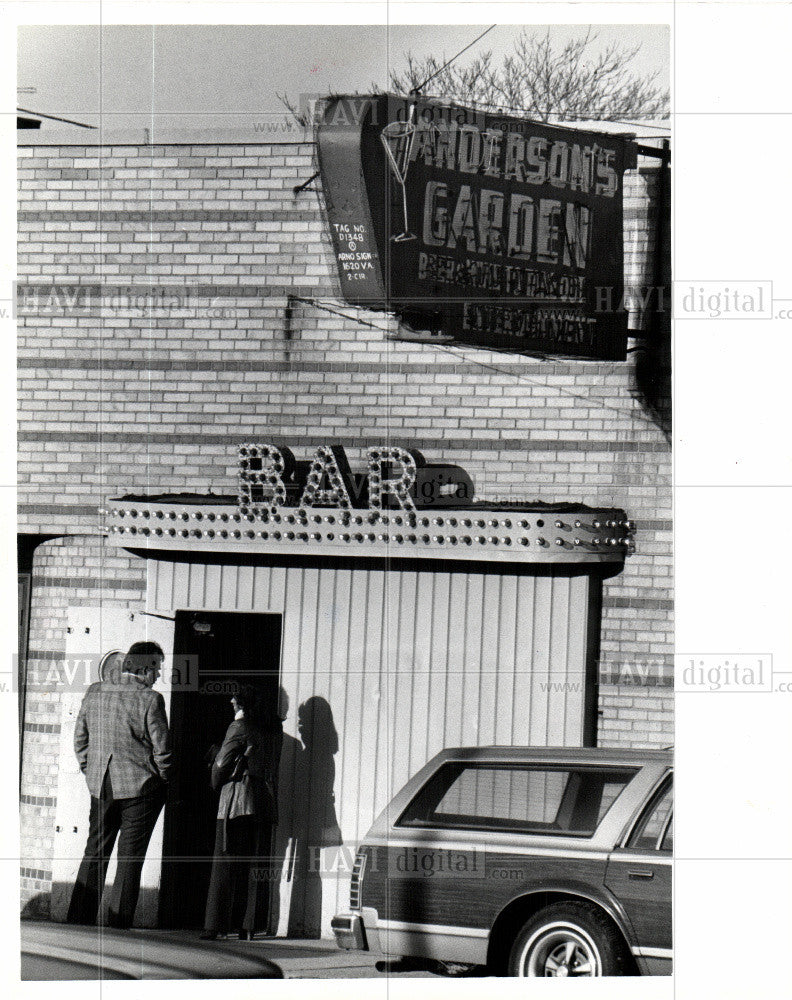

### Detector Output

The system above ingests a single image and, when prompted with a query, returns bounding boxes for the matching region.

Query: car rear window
[397,763,638,837]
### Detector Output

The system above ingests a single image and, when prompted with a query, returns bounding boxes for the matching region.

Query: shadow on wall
[630,157,671,443]
[271,694,341,938]
[21,893,51,921]
[632,331,671,442]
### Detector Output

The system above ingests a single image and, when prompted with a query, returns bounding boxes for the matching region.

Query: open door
[159,610,282,928]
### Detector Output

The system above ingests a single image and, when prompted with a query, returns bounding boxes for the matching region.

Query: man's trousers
[67,771,165,928]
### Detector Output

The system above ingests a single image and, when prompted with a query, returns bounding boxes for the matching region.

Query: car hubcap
[521,925,601,977]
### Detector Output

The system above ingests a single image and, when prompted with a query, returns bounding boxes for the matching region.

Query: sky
[17,24,669,132]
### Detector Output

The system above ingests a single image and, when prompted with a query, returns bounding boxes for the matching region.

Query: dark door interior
[159,610,282,928]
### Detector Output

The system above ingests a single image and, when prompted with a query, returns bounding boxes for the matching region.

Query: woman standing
[200,684,277,940]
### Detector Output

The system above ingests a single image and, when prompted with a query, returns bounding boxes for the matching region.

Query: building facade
[18,125,671,937]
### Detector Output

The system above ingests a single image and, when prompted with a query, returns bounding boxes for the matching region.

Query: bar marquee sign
[102,442,635,564]
[316,95,636,361]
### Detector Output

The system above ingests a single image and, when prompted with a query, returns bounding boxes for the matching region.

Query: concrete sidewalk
[21,922,441,980]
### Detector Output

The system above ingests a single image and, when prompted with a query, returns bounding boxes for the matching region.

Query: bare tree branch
[278,27,669,127]
[390,27,669,122]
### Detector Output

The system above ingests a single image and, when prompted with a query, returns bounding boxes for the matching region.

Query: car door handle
[628,869,655,880]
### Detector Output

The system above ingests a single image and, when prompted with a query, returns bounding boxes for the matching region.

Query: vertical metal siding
[147,558,594,937]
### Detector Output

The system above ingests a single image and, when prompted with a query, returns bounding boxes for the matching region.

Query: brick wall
[599,684,674,749]
[18,135,672,898]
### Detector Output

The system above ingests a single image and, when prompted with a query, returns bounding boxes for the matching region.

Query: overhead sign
[237,443,475,514]
[316,94,636,361]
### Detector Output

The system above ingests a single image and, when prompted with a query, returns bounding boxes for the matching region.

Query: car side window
[397,763,638,837]
[627,779,673,851]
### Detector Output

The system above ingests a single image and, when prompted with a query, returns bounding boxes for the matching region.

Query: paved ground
[21,922,446,980]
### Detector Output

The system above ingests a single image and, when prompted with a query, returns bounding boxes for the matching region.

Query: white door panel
[50,606,174,925]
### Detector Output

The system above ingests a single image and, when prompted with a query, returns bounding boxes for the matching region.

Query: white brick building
[18,126,671,936]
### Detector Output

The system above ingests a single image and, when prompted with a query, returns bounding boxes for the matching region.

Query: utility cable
[410,25,498,96]
[292,296,666,428]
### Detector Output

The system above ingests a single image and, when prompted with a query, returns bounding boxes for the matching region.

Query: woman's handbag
[229,752,249,782]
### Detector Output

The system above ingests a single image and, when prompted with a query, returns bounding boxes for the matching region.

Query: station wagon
[332,746,672,977]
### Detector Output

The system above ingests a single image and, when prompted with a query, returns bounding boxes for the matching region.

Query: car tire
[507,901,629,977]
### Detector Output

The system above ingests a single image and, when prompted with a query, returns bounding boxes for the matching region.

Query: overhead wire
[409,25,499,96]
[292,297,664,428]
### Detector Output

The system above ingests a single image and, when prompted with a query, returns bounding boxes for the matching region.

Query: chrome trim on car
[632,947,673,960]
[365,835,611,861]
[379,918,489,939]
[607,852,672,866]
[350,849,367,909]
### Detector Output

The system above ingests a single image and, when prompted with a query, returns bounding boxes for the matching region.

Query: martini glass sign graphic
[379,107,418,242]
[378,109,499,243]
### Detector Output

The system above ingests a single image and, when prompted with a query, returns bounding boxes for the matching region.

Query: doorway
[159,610,283,928]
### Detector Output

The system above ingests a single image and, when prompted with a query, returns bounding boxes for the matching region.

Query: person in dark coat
[67,641,172,929]
[201,684,279,940]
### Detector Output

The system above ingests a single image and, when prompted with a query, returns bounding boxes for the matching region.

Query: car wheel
[507,902,628,977]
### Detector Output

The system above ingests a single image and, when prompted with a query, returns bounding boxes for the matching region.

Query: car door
[604,775,672,961]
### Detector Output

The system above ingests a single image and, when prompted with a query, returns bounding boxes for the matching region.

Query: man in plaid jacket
[67,641,172,928]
